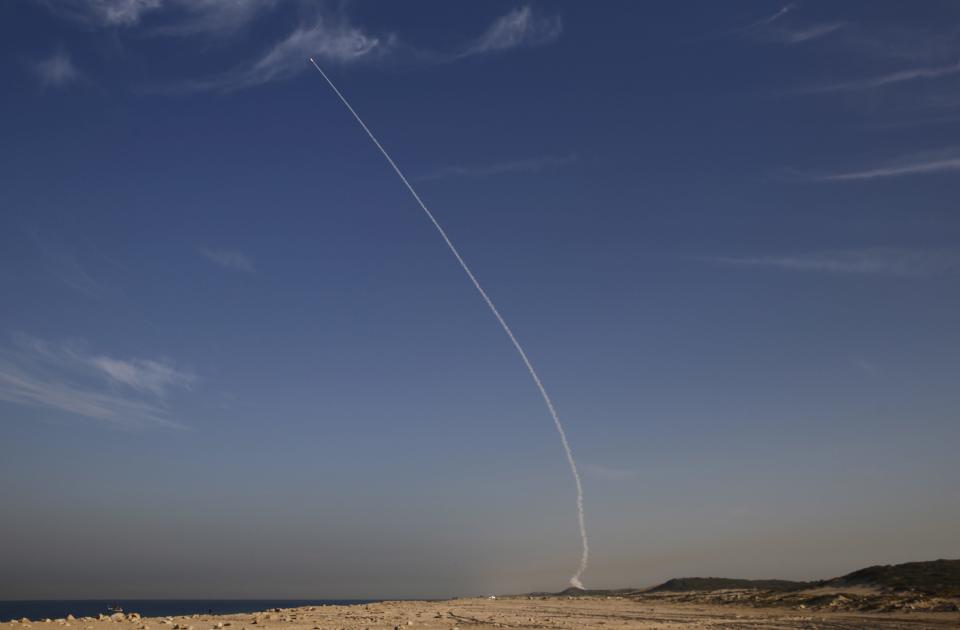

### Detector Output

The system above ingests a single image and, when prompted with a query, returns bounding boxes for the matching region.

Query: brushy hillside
[646,577,811,593]
[535,560,960,613]
[827,559,960,597]
[541,559,960,610]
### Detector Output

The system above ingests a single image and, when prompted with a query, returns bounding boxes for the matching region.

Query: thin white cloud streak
[825,21,960,64]
[735,5,843,46]
[755,3,796,28]
[35,0,162,26]
[148,0,276,36]
[805,59,960,93]
[459,5,562,57]
[32,51,83,88]
[0,361,181,429]
[95,0,161,25]
[169,17,384,92]
[40,0,563,59]
[0,334,192,428]
[732,3,796,35]
[199,248,255,272]
[15,334,198,395]
[415,154,576,182]
[169,5,562,93]
[869,113,960,129]
[35,0,271,33]
[243,18,382,80]
[740,4,797,31]
[710,250,960,276]
[775,22,845,44]
[90,356,196,395]
[817,156,960,181]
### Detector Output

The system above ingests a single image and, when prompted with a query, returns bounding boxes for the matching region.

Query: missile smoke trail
[308,58,589,588]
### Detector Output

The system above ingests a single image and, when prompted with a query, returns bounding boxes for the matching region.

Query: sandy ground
[7,598,960,630]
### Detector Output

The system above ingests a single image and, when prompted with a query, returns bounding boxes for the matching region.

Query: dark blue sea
[0,601,378,623]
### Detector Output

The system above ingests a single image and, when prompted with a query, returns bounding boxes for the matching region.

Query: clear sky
[1,0,958,600]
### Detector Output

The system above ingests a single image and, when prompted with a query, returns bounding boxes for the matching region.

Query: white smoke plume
[308,58,589,588]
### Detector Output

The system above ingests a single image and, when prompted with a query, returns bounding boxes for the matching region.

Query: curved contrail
[308,58,588,588]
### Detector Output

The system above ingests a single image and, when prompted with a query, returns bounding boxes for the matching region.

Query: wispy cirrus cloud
[740,3,797,32]
[34,0,563,59]
[31,50,83,88]
[169,5,562,93]
[37,3,563,93]
[34,0,269,33]
[214,18,384,91]
[0,333,194,428]
[770,22,846,44]
[458,5,562,58]
[737,3,960,108]
[809,148,960,181]
[735,3,844,46]
[36,0,163,27]
[820,157,960,181]
[148,0,276,37]
[89,356,195,396]
[415,154,576,182]
[163,12,390,93]
[199,248,255,272]
[804,58,960,93]
[829,22,960,64]
[710,249,960,277]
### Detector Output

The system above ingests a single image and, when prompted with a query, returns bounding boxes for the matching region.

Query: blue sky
[1,0,958,599]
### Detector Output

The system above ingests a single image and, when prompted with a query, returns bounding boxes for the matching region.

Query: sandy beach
[7,598,960,630]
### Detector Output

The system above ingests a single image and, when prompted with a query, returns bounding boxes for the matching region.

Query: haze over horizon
[1,0,958,600]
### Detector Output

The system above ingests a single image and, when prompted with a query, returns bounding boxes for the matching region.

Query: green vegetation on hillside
[647,577,810,593]
[829,559,960,597]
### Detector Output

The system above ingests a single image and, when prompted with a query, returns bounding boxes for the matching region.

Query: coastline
[0,603,378,624]
[4,596,959,629]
